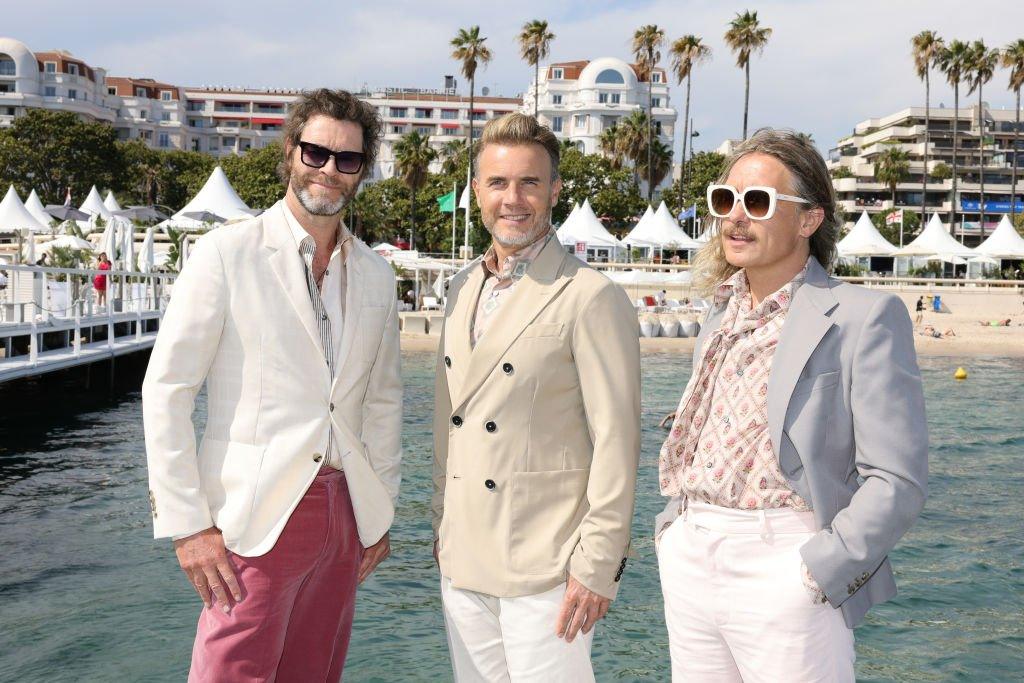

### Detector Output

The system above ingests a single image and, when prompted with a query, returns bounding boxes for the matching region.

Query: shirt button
[485,421,497,433]
[444,356,452,368]
[451,415,463,427]
[313,453,323,463]
[484,479,496,490]
[321,314,328,321]
[502,362,513,374]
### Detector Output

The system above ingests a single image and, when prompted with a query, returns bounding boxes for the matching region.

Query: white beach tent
[555,202,582,240]
[973,215,1024,260]
[103,190,123,213]
[77,185,113,232]
[555,199,623,254]
[837,211,897,257]
[164,166,253,229]
[892,214,976,259]
[24,189,55,230]
[0,185,48,234]
[626,202,703,251]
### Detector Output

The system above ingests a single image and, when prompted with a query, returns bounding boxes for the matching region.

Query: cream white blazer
[143,201,402,555]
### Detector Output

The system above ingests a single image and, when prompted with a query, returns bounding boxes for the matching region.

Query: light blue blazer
[656,257,928,628]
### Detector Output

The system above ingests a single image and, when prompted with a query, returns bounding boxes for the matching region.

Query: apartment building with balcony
[828,104,1024,241]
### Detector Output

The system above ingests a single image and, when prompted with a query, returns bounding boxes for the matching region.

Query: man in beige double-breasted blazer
[431,113,641,682]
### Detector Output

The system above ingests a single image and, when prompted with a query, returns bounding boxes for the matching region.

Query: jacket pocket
[790,370,840,399]
[508,468,590,575]
[198,438,267,543]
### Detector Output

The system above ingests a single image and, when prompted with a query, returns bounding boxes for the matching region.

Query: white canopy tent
[556,199,624,259]
[837,211,897,257]
[973,215,1024,260]
[163,166,253,229]
[77,185,114,232]
[893,214,976,259]
[0,185,48,234]
[24,189,55,230]
[103,190,123,213]
[625,202,703,252]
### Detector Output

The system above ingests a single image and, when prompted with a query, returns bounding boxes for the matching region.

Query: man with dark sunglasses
[144,88,402,681]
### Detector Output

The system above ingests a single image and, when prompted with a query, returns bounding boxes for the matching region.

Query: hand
[555,575,610,642]
[173,527,241,613]
[358,532,391,584]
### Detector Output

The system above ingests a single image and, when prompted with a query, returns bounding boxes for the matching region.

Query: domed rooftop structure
[577,57,639,90]
[0,37,40,95]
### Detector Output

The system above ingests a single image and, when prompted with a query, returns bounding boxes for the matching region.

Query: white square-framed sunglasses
[707,184,810,221]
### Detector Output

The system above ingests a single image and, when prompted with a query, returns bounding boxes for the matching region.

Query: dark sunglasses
[297,141,365,174]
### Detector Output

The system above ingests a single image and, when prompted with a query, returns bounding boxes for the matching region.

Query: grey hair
[692,128,841,295]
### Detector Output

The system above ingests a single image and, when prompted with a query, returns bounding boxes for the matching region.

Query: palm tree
[439,139,465,176]
[724,10,772,140]
[912,30,945,225]
[632,24,665,203]
[450,26,493,182]
[598,125,625,169]
[518,20,555,117]
[617,110,650,184]
[876,145,911,246]
[635,139,674,192]
[669,35,712,185]
[393,131,437,251]
[1002,40,1024,219]
[936,40,972,238]
[966,40,999,238]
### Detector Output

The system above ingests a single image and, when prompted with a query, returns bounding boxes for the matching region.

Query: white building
[529,57,676,188]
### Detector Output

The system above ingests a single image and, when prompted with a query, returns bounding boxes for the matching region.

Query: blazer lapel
[454,237,572,410]
[264,202,327,361]
[331,238,364,390]
[767,259,838,456]
[444,262,485,403]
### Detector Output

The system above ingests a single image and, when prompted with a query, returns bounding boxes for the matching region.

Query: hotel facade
[828,104,1024,240]
[1,37,676,186]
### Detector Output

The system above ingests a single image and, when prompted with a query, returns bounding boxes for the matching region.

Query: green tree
[518,20,555,117]
[930,162,952,180]
[936,39,972,236]
[830,166,853,179]
[1003,40,1024,218]
[669,34,712,178]
[724,10,772,140]
[635,139,673,194]
[616,110,650,184]
[221,143,283,209]
[966,40,999,236]
[598,125,625,169]
[660,151,726,225]
[451,26,493,185]
[911,30,945,224]
[632,24,665,202]
[392,132,438,250]
[555,146,645,230]
[0,109,123,204]
[871,208,921,246]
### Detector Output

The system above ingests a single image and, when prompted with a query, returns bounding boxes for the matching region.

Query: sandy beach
[400,288,1024,358]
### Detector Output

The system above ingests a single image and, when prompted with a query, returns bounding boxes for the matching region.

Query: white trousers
[658,502,855,682]
[440,576,595,682]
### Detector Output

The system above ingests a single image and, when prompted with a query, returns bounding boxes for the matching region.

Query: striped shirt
[283,202,353,470]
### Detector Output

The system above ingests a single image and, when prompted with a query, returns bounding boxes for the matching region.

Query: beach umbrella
[120,219,135,272]
[177,234,191,270]
[45,205,91,222]
[137,228,155,273]
[115,206,169,222]
[25,230,37,263]
[181,210,225,224]
[96,219,117,261]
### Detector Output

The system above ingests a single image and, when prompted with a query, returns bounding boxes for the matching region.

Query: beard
[289,163,356,216]
[484,209,553,249]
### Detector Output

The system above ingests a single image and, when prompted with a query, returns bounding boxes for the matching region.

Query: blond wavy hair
[691,128,841,296]
[474,112,561,180]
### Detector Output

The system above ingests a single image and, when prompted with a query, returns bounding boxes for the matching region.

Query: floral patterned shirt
[471,230,554,347]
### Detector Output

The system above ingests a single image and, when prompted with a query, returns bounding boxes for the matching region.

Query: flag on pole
[63,187,72,206]
[678,204,697,220]
[458,185,471,209]
[885,208,903,225]
[436,189,456,213]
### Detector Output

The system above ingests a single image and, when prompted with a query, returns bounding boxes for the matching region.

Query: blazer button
[485,421,497,433]
[502,362,513,374]
[484,479,496,490]
[329,402,335,412]
[444,356,452,368]
[313,453,323,463]
[452,415,463,427]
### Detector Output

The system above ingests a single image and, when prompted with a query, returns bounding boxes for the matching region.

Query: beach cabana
[837,211,897,273]
[163,166,253,230]
[24,189,56,230]
[625,202,703,257]
[76,185,114,232]
[972,216,1024,273]
[103,191,123,213]
[0,185,48,235]
[555,199,623,261]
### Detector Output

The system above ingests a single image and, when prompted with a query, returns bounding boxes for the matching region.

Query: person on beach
[915,295,924,324]
[93,252,110,308]
[655,129,928,682]
[432,113,641,681]
[143,89,401,681]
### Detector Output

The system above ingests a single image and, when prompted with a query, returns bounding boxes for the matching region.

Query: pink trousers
[189,469,363,682]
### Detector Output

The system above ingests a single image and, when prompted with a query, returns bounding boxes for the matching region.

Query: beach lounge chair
[421,296,442,311]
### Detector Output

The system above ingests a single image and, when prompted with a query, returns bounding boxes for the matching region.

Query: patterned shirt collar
[715,257,811,320]
[481,229,555,282]
[282,200,353,264]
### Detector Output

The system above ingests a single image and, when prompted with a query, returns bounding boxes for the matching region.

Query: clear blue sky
[6,0,1024,158]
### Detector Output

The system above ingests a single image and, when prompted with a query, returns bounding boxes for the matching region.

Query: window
[595,69,625,84]
[392,125,404,134]
[472,128,482,139]
[415,108,432,118]
[44,86,57,97]
[44,61,57,74]
[222,136,236,146]
[140,110,147,119]
[611,93,620,104]
[415,126,432,136]
[552,68,564,79]
[188,118,202,128]
[652,72,662,84]
[655,121,663,135]
[107,86,117,95]
[0,56,16,76]
[652,97,662,108]
[161,112,171,122]
[161,91,172,101]
[441,109,458,119]
[390,107,407,118]
[136,87,147,97]
[471,110,486,121]
[68,63,79,76]
[574,115,587,130]
[598,93,608,104]
[158,133,170,148]
[552,94,562,105]
[551,116,563,133]
[68,89,77,100]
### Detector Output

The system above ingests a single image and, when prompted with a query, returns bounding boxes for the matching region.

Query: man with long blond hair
[655,128,928,681]
[432,113,641,681]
